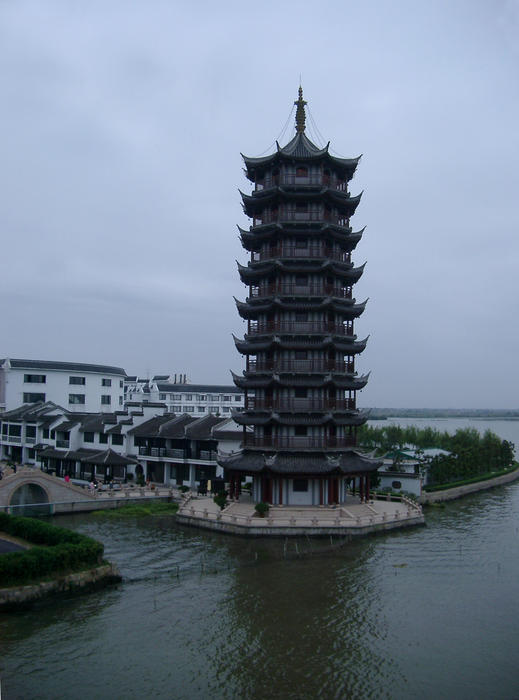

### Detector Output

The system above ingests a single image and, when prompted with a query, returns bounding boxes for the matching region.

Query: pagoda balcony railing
[246,398,356,411]
[247,360,352,373]
[248,321,353,335]
[255,175,348,190]
[253,213,350,228]
[250,284,352,299]
[242,435,356,449]
[251,247,351,263]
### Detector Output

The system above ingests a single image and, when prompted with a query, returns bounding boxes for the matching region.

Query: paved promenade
[176,492,424,537]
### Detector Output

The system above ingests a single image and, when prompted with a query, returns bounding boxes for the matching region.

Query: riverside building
[0,358,126,414]
[219,89,381,505]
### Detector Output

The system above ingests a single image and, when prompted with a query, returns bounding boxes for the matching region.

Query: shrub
[254,501,270,517]
[0,514,104,587]
[213,493,228,510]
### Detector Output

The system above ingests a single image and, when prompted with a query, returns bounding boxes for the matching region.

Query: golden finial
[294,86,307,134]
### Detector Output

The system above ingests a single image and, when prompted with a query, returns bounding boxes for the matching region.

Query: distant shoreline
[366,409,519,420]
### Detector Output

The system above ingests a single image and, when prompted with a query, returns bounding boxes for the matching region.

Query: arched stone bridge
[0,468,96,508]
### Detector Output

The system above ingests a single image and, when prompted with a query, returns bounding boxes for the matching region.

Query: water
[1,418,519,699]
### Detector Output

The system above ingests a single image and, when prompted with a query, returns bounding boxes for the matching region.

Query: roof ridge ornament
[294,86,307,134]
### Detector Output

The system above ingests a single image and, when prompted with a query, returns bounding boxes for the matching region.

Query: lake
[1,418,519,699]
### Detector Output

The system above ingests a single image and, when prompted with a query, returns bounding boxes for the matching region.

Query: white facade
[0,358,126,414]
[125,379,244,417]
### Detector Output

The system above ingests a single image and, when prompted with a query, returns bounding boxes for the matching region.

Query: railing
[2,435,22,443]
[250,284,352,299]
[242,435,356,449]
[251,247,350,263]
[255,175,348,190]
[246,398,356,411]
[248,322,354,335]
[138,447,185,458]
[253,212,351,228]
[247,360,351,373]
[56,440,70,448]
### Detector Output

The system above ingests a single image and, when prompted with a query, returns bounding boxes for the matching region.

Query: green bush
[0,514,104,587]
[254,501,270,517]
[213,493,228,510]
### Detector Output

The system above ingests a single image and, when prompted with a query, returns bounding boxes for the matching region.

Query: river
[1,419,519,699]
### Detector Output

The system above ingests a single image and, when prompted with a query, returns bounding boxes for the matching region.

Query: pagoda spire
[294,86,307,134]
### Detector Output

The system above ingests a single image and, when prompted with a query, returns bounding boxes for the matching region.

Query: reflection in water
[1,483,519,699]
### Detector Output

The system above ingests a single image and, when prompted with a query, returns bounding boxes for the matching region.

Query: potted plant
[254,501,270,518]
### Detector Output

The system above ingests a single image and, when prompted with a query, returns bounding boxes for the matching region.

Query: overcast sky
[1,0,518,408]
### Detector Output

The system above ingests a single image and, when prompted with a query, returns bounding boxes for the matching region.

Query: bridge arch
[9,479,51,516]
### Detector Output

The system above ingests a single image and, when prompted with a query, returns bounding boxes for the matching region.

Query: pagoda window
[295,275,308,286]
[294,388,307,398]
[295,351,308,360]
[295,239,308,249]
[295,312,308,322]
[294,426,307,436]
[296,167,308,177]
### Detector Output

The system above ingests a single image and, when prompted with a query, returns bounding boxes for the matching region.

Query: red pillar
[266,478,272,504]
[359,475,364,502]
[334,478,339,504]
[365,475,370,502]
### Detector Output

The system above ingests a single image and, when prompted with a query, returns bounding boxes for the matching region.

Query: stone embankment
[0,563,122,610]
[421,466,519,504]
[176,493,425,537]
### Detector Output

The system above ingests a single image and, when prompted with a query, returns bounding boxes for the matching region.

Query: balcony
[250,284,352,299]
[255,175,348,190]
[243,435,356,449]
[25,436,36,444]
[246,398,356,411]
[56,440,70,448]
[248,321,354,336]
[2,435,21,444]
[138,447,185,459]
[247,360,352,373]
[252,211,350,227]
[251,247,350,263]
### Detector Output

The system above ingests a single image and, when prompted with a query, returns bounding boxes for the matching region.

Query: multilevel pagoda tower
[219,89,381,506]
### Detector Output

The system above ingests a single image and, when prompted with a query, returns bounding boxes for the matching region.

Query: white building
[124,378,244,416]
[0,358,126,414]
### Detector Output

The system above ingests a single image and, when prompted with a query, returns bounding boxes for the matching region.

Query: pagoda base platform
[176,493,424,538]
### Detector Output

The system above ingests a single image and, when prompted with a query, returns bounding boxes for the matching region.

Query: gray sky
[1,0,518,408]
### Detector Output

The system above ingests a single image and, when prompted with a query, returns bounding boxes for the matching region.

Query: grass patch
[91,502,179,518]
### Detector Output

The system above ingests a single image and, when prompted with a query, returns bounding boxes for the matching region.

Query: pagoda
[219,89,381,506]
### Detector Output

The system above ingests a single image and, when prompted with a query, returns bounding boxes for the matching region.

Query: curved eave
[237,260,366,283]
[239,224,365,252]
[240,188,362,217]
[218,449,382,475]
[240,335,369,354]
[232,411,367,427]
[236,297,366,320]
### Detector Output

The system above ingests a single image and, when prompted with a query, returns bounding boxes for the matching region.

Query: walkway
[176,492,425,537]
